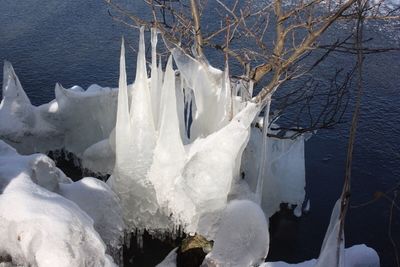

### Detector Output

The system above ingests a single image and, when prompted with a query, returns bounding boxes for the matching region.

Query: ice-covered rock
[0,141,117,267]
[0,140,123,265]
[53,83,118,157]
[58,177,124,255]
[81,138,115,174]
[0,61,64,154]
[0,60,120,169]
[202,200,269,267]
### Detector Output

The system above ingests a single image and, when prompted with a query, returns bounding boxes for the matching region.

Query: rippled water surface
[1,1,399,266]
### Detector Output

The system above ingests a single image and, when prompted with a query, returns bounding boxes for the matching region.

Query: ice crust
[0,140,121,266]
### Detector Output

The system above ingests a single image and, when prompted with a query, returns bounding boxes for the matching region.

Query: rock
[177,234,213,267]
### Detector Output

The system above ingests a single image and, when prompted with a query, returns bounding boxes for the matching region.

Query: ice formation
[0,61,64,154]
[258,200,379,267]
[202,200,269,267]
[106,28,262,237]
[241,125,306,217]
[169,44,232,140]
[0,140,121,266]
[156,201,379,267]
[315,199,344,266]
[107,29,161,232]
[260,244,379,267]
[58,178,124,255]
[0,26,381,266]
[0,60,118,174]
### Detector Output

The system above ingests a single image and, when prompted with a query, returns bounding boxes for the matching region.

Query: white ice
[202,200,269,267]
[0,60,119,174]
[241,125,306,217]
[0,140,120,267]
[107,29,161,232]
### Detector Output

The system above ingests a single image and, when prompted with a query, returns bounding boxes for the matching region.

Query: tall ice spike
[2,61,31,105]
[150,28,161,129]
[114,36,132,164]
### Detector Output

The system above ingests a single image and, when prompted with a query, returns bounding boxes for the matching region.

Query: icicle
[150,28,160,129]
[255,97,272,204]
[183,85,193,138]
[177,74,189,143]
[223,61,233,121]
[157,56,166,131]
[294,204,302,217]
[169,44,225,139]
[149,56,186,209]
[110,32,160,231]
[304,199,311,213]
[114,37,131,165]
[129,26,156,150]
[157,56,185,157]
[158,55,164,87]
[135,27,148,85]
[315,199,345,267]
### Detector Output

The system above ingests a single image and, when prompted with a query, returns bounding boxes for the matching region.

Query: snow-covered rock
[0,140,122,266]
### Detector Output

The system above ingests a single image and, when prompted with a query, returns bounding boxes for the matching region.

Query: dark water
[1,1,399,266]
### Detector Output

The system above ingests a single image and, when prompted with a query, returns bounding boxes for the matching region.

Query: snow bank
[0,140,122,266]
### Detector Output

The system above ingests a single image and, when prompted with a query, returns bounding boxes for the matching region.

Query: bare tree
[106,0,399,139]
